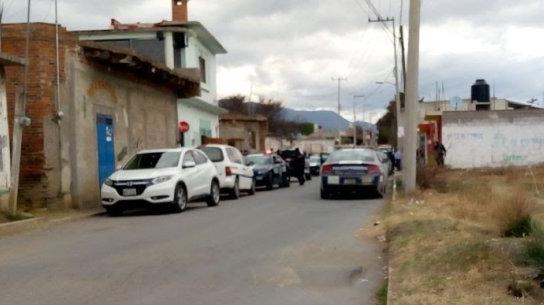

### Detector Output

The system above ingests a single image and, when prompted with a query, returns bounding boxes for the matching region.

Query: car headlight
[104,179,114,187]
[152,175,174,185]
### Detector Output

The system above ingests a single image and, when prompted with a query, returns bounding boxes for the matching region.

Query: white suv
[200,145,255,199]
[101,148,221,216]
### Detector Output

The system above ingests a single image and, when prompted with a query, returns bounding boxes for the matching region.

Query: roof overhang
[80,41,200,98]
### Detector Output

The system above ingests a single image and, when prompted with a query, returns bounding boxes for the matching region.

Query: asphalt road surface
[0,179,385,305]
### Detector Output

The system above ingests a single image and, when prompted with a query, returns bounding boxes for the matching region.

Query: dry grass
[388,165,544,305]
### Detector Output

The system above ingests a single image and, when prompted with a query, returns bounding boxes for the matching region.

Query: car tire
[281,174,291,188]
[320,189,331,200]
[105,206,123,217]
[248,178,256,195]
[172,184,188,213]
[206,180,221,207]
[229,177,241,200]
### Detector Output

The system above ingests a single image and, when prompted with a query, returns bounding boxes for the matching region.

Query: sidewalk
[0,208,103,237]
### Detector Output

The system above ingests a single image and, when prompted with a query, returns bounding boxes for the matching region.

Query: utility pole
[332,77,347,115]
[404,0,421,192]
[369,16,403,151]
[332,77,346,145]
[353,95,365,147]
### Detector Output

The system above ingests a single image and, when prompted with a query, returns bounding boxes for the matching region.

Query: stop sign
[178,121,190,133]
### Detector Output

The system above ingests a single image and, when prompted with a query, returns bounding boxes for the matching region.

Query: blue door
[96,114,115,186]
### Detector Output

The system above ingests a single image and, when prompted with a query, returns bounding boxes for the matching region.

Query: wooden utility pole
[404,0,421,192]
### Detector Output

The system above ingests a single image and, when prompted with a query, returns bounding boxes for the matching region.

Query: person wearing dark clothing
[434,142,447,167]
[293,148,306,186]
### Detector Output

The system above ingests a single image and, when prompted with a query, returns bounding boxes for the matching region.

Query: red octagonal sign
[178,121,190,133]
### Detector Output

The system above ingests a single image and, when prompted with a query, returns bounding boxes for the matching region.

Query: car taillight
[321,164,333,175]
[225,167,233,176]
[367,164,380,174]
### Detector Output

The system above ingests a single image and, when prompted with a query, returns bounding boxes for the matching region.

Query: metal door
[96,114,115,186]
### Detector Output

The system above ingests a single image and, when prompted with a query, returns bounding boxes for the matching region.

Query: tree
[376,101,397,146]
[218,95,313,140]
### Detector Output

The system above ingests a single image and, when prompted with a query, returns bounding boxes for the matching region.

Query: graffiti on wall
[443,122,544,168]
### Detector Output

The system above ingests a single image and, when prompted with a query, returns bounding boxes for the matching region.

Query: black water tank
[471,79,490,103]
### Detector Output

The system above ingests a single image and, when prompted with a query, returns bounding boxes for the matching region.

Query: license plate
[344,179,358,185]
[122,188,137,196]
[328,176,340,185]
[362,176,374,184]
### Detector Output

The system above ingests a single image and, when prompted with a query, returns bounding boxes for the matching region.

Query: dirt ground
[385,166,544,305]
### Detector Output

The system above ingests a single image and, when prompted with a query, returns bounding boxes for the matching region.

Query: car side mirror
[183,161,196,169]
[247,161,255,166]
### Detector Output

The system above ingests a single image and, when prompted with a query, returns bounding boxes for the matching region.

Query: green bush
[525,221,544,269]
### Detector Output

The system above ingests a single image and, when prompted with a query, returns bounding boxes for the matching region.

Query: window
[328,150,376,163]
[227,148,243,164]
[123,152,181,170]
[199,57,207,84]
[192,150,209,165]
[182,151,196,165]
[200,147,224,162]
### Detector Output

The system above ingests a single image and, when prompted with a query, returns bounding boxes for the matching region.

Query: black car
[246,154,290,190]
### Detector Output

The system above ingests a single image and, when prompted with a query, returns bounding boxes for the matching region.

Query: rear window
[200,147,224,162]
[123,152,181,170]
[328,150,376,163]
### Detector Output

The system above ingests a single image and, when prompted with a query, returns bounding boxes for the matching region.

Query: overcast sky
[3,0,544,122]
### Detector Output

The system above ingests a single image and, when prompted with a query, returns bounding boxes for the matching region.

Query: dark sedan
[246,154,290,190]
[320,149,388,199]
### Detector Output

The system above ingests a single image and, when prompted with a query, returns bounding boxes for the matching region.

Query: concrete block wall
[442,110,544,168]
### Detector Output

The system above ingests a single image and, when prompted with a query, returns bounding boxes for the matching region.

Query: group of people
[391,141,447,171]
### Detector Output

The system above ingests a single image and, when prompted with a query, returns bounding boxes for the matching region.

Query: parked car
[101,148,221,216]
[199,145,255,199]
[320,148,388,199]
[308,154,322,176]
[246,153,290,189]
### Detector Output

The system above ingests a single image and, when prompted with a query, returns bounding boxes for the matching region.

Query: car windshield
[246,155,272,165]
[200,147,224,162]
[328,150,376,163]
[123,152,181,170]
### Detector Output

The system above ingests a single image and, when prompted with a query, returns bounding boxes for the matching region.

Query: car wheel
[105,206,123,217]
[320,189,331,200]
[229,177,241,200]
[248,178,256,195]
[172,184,188,213]
[206,180,221,207]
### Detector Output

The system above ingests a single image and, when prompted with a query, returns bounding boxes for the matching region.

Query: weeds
[493,192,535,237]
[525,221,544,269]
[376,281,388,305]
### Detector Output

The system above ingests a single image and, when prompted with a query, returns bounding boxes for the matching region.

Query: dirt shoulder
[385,166,544,305]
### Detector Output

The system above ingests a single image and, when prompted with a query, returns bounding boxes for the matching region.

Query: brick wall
[3,23,77,207]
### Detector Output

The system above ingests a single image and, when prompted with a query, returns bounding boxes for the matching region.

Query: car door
[190,150,210,196]
[231,148,253,190]
[181,150,199,199]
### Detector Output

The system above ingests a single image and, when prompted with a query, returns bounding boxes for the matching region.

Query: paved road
[0,179,384,305]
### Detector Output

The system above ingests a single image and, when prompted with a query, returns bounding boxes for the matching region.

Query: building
[3,23,199,209]
[77,0,227,147]
[218,113,268,153]
[0,53,25,211]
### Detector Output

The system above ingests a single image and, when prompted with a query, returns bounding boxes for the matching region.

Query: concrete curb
[0,210,103,237]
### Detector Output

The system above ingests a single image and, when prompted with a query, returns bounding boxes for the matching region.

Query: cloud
[3,0,544,122]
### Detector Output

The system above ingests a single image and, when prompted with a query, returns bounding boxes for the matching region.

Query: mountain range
[280,108,377,133]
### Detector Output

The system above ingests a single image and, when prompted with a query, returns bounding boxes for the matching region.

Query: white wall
[177,100,219,147]
[180,34,217,105]
[0,70,9,208]
[443,111,544,168]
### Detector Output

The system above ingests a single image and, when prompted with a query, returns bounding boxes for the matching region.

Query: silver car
[320,149,388,199]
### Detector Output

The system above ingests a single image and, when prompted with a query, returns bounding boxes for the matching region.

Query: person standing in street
[294,148,306,186]
[394,148,402,171]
